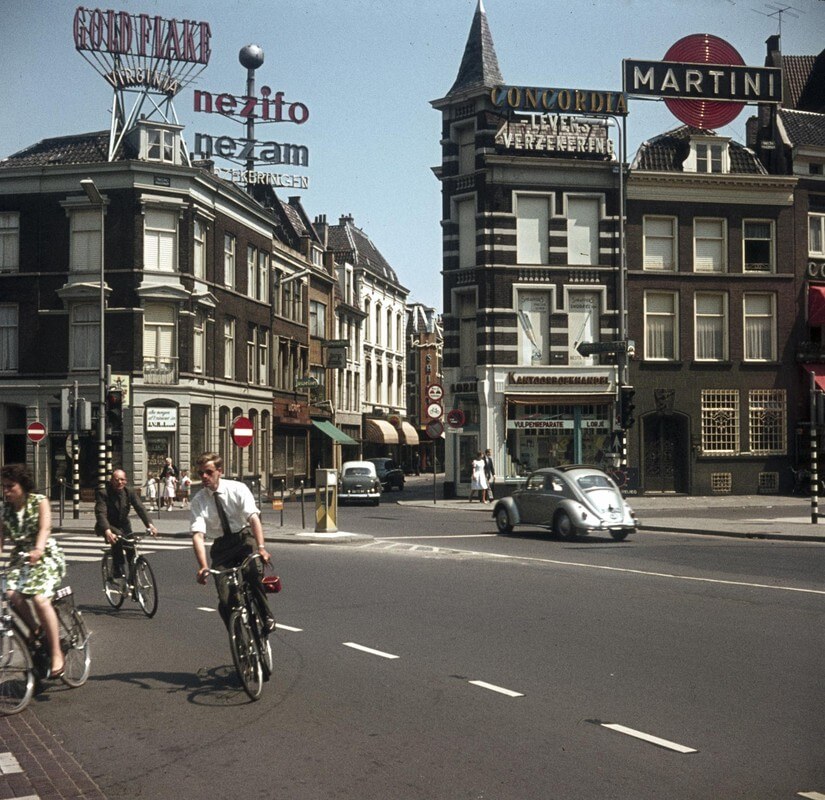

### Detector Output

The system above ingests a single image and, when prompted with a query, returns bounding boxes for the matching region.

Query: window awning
[399,420,420,446]
[364,418,399,445]
[311,419,358,445]
[803,364,825,392]
[809,286,825,326]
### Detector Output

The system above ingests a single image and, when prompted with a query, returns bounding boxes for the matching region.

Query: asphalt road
[9,488,825,800]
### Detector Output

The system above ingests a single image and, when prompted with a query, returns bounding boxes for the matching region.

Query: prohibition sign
[231,416,254,448]
[27,422,47,443]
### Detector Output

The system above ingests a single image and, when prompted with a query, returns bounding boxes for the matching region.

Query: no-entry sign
[231,416,254,448]
[27,422,47,443]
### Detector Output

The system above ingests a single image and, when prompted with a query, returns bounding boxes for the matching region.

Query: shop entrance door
[642,413,688,493]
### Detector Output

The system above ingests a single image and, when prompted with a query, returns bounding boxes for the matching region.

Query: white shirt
[190,478,260,538]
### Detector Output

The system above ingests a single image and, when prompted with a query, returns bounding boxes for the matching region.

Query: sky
[2,0,824,311]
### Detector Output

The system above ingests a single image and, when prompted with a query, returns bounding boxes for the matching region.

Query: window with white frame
[386,308,393,350]
[144,209,177,272]
[749,389,786,455]
[694,219,727,272]
[516,194,550,265]
[364,299,371,340]
[375,304,382,345]
[70,209,102,272]
[695,292,728,361]
[457,197,475,269]
[567,196,600,266]
[643,216,677,271]
[258,328,269,386]
[693,141,727,173]
[193,311,205,373]
[644,291,678,360]
[70,303,99,370]
[247,245,257,299]
[309,300,326,337]
[0,305,18,371]
[743,293,776,361]
[193,218,206,279]
[247,327,258,383]
[810,214,825,256]
[223,317,235,379]
[0,213,19,272]
[146,128,176,163]
[258,250,269,304]
[743,220,774,272]
[143,303,176,371]
[224,234,236,289]
[701,389,739,454]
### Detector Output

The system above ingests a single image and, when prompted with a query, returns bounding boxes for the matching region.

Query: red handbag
[262,574,282,594]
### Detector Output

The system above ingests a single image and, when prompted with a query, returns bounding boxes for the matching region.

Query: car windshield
[345,468,371,476]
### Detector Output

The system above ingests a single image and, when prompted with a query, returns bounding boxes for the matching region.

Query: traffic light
[619,386,636,429]
[107,387,123,429]
[58,387,71,431]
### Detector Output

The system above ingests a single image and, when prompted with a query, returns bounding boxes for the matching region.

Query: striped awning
[364,418,399,445]
[399,421,420,446]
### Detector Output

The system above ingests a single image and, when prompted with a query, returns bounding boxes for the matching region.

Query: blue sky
[2,0,824,310]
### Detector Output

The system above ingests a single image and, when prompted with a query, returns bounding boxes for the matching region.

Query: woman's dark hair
[0,463,36,494]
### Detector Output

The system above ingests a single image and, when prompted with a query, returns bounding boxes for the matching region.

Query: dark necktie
[213,491,233,537]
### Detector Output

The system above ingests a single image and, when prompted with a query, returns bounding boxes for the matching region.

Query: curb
[639,523,825,543]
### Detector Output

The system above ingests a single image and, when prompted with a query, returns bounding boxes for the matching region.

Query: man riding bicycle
[189,452,275,632]
[95,470,158,579]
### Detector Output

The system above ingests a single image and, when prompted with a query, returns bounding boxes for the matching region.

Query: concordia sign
[491,85,628,116]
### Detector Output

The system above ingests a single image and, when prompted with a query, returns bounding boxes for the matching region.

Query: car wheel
[610,530,629,542]
[554,510,577,540]
[495,507,513,534]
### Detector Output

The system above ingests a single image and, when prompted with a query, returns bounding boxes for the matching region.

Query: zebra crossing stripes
[0,535,191,565]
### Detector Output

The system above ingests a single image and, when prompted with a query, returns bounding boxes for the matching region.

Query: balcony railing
[143,356,179,384]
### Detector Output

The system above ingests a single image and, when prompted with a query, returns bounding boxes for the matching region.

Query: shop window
[0,305,18,372]
[748,389,786,456]
[644,291,678,361]
[694,218,727,273]
[695,292,728,361]
[567,197,600,266]
[643,216,677,271]
[0,212,20,273]
[701,389,739,455]
[144,209,177,272]
[516,194,550,265]
[743,220,774,273]
[568,291,599,366]
[743,293,776,361]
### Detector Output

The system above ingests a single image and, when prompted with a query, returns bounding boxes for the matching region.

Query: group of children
[143,460,192,511]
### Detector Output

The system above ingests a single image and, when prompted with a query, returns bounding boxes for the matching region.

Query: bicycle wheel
[0,630,35,714]
[133,557,158,618]
[248,602,272,680]
[56,604,91,688]
[228,610,262,700]
[101,554,125,609]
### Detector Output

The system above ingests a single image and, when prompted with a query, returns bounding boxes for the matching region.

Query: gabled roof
[327,215,404,288]
[0,131,123,168]
[632,125,766,174]
[778,109,825,148]
[782,55,818,109]
[445,0,502,99]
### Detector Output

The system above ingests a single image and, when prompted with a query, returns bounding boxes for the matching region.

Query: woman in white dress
[469,452,489,503]
[144,475,158,511]
[163,474,177,509]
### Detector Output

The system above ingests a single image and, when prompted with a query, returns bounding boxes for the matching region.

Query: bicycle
[0,572,91,714]
[101,531,159,618]
[208,553,279,701]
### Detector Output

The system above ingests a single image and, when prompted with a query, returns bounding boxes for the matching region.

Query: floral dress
[2,493,66,597]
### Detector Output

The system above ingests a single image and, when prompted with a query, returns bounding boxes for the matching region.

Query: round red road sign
[26,422,47,443]
[446,409,466,428]
[231,416,254,448]
[426,420,444,440]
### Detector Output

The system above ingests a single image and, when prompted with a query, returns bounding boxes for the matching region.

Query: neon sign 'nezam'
[73,7,212,65]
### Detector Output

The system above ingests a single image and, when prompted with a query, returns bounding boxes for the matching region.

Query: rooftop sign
[491,85,628,117]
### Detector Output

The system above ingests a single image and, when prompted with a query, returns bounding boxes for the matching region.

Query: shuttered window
[567,197,599,266]
[643,216,677,271]
[0,213,20,272]
[143,303,176,367]
[144,209,177,272]
[70,209,102,272]
[516,195,550,265]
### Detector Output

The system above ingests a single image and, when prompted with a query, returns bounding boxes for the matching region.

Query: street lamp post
[80,178,107,490]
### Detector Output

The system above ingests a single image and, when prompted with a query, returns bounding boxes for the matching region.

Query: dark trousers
[111,523,134,578]
[210,534,271,629]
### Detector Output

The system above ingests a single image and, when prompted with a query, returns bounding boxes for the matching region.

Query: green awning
[312,419,358,445]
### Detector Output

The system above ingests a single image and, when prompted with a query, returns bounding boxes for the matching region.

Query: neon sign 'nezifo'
[73,6,212,65]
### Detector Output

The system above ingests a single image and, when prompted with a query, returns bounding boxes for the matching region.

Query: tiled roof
[632,125,766,174]
[279,199,310,238]
[327,216,401,286]
[783,55,817,109]
[779,109,825,148]
[0,131,125,168]
[446,0,502,98]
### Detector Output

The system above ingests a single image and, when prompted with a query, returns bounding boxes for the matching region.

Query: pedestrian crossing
[0,534,191,565]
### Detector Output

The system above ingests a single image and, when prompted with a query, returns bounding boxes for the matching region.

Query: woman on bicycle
[0,464,66,677]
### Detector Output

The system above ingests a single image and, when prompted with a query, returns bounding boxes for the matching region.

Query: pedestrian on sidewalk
[179,470,192,509]
[483,448,495,503]
[470,452,489,503]
[144,474,158,511]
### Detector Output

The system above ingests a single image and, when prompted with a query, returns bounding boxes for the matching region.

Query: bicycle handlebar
[206,552,264,578]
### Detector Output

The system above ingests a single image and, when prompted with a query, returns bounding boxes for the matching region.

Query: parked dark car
[491,465,636,541]
[338,461,382,506]
[367,458,405,491]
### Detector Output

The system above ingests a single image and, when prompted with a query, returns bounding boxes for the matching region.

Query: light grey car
[491,465,637,541]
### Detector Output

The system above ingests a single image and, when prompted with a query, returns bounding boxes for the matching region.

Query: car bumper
[340,491,380,501]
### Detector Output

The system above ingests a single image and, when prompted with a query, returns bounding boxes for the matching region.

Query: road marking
[600,723,697,753]
[275,623,302,632]
[798,793,825,799]
[376,534,498,540]
[197,607,216,612]
[469,680,524,698]
[0,752,22,773]
[365,542,825,596]
[342,642,400,659]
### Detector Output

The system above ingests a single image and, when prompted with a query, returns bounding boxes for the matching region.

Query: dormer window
[148,128,175,163]
[687,137,730,174]
[131,120,184,165]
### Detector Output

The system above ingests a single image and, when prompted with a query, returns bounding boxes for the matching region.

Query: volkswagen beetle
[491,465,636,541]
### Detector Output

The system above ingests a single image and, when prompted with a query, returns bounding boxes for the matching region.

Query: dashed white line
[376,534,498,540]
[469,680,524,698]
[342,642,400,659]
[600,723,697,753]
[197,607,216,612]
[275,623,302,632]
[0,751,22,773]
[798,792,825,799]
